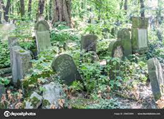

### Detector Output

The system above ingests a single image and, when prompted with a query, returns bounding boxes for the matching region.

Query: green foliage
[0,42,10,68]
[105,56,148,89]
[79,62,109,93]
[0,77,10,86]
[87,99,123,109]
[22,48,56,90]
[51,23,80,45]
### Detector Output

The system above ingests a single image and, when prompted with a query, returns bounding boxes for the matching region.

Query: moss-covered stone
[132,17,149,54]
[148,58,163,101]
[132,17,149,29]
[117,28,132,57]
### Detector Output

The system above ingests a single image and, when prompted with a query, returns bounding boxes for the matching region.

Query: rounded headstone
[51,54,81,85]
[34,20,50,31]
[81,34,98,52]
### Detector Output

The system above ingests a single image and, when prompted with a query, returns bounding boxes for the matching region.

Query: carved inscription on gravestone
[138,29,148,49]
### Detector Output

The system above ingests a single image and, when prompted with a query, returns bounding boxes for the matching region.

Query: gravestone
[108,40,124,59]
[11,46,32,85]
[148,58,164,101]
[132,17,149,54]
[35,20,51,54]
[25,92,42,109]
[117,28,132,57]
[8,36,19,66]
[0,23,16,42]
[108,41,124,80]
[51,54,81,85]
[42,82,65,109]
[81,34,97,52]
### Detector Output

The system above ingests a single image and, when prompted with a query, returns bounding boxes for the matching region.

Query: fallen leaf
[156,99,164,109]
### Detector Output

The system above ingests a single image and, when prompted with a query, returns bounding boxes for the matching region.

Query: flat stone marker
[51,54,81,85]
[132,17,149,54]
[117,28,132,57]
[35,20,51,53]
[81,34,97,52]
[148,58,164,101]
[11,46,32,85]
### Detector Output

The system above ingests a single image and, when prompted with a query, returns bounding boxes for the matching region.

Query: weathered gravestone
[34,20,51,54]
[81,34,99,62]
[51,54,81,85]
[108,28,132,59]
[108,40,124,80]
[42,82,65,109]
[8,36,19,66]
[25,92,42,109]
[108,40,124,59]
[81,34,97,52]
[117,28,132,57]
[132,17,149,54]
[148,58,164,101]
[11,46,32,85]
[0,23,16,42]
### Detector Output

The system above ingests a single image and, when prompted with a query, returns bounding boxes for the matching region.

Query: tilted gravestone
[11,46,32,85]
[117,28,132,57]
[148,58,164,101]
[51,54,81,85]
[81,34,97,52]
[34,20,51,54]
[132,17,149,54]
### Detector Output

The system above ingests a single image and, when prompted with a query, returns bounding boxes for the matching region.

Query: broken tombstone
[11,46,32,85]
[42,82,65,109]
[25,92,42,109]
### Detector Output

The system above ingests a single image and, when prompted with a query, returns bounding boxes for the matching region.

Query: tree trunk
[20,0,25,18]
[156,0,163,41]
[49,0,52,20]
[38,0,45,15]
[28,0,32,18]
[3,0,11,22]
[120,0,124,10]
[124,0,128,14]
[52,0,72,27]
[140,0,145,17]
[45,2,48,20]
[0,0,3,23]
